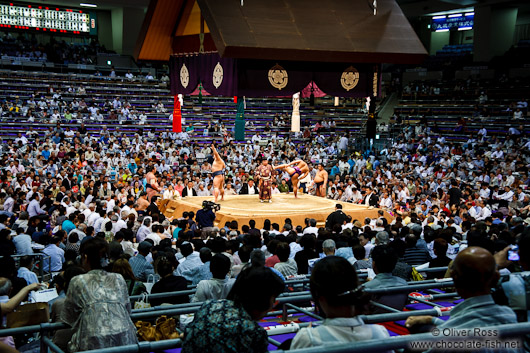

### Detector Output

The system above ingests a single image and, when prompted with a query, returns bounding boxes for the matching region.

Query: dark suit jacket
[61,178,71,190]
[181,188,197,197]
[150,275,188,306]
[325,210,347,230]
[56,192,66,203]
[364,193,379,207]
[239,183,259,195]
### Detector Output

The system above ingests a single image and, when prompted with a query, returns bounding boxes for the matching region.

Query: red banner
[172,95,182,133]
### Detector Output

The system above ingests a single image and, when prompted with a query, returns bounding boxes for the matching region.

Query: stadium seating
[0,70,376,145]
[395,79,530,142]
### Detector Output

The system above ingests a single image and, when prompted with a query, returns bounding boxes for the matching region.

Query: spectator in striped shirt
[403,234,431,266]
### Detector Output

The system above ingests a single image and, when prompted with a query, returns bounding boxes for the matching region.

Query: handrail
[282,322,530,353]
[128,268,450,303]
[0,292,489,353]
[363,280,455,294]
[78,339,183,353]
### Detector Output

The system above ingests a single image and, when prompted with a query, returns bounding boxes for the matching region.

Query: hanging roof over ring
[197,0,427,64]
[135,0,427,64]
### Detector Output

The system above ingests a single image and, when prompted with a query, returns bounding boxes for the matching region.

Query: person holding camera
[196,201,217,231]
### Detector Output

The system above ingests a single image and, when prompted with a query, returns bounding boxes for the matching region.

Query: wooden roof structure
[135,0,427,63]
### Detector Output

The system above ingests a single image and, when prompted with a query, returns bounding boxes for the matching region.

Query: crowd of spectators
[0,72,528,352]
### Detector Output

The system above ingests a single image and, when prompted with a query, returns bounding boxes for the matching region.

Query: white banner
[291,92,300,132]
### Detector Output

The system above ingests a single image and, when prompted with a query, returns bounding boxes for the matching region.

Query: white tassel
[178,93,184,107]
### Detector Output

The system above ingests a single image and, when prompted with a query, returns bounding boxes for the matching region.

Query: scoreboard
[0,3,97,35]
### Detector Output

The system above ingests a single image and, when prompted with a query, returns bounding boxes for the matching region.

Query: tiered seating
[395,79,530,142]
[420,44,474,71]
[435,44,473,57]
[0,70,372,145]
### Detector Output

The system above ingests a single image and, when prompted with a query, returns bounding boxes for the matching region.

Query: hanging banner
[172,95,182,133]
[291,92,300,132]
[235,96,245,141]
[238,60,375,97]
[170,56,200,95]
[312,63,375,98]
[237,60,311,97]
[169,54,377,98]
[200,54,237,96]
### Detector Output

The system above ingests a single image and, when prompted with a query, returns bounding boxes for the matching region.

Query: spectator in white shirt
[17,256,38,285]
[513,108,523,120]
[2,193,14,215]
[82,203,95,220]
[106,195,117,214]
[163,184,181,201]
[379,192,392,209]
[479,184,491,199]
[476,200,491,221]
[12,228,33,255]
[490,147,504,159]
[477,127,487,139]
[359,233,374,258]
[251,132,262,144]
[192,254,235,302]
[27,194,46,218]
[62,198,76,217]
[303,219,319,235]
[112,214,127,234]
[197,184,210,197]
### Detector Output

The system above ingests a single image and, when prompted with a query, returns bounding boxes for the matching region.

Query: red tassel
[234,96,237,103]
[172,95,182,133]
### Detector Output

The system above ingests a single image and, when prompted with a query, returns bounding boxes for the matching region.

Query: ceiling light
[458,27,473,31]
[448,14,462,18]
[435,29,449,32]
[432,15,446,19]
[465,12,474,16]
[80,3,97,8]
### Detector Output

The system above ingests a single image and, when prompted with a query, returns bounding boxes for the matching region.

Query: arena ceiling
[12,0,530,61]
[15,0,528,18]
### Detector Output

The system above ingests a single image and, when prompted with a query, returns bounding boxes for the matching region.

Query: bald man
[405,247,517,331]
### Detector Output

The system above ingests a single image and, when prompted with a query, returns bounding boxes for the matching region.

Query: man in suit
[239,179,259,195]
[181,181,197,197]
[146,195,165,221]
[55,185,67,204]
[62,174,72,190]
[363,187,379,207]
[325,204,347,230]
